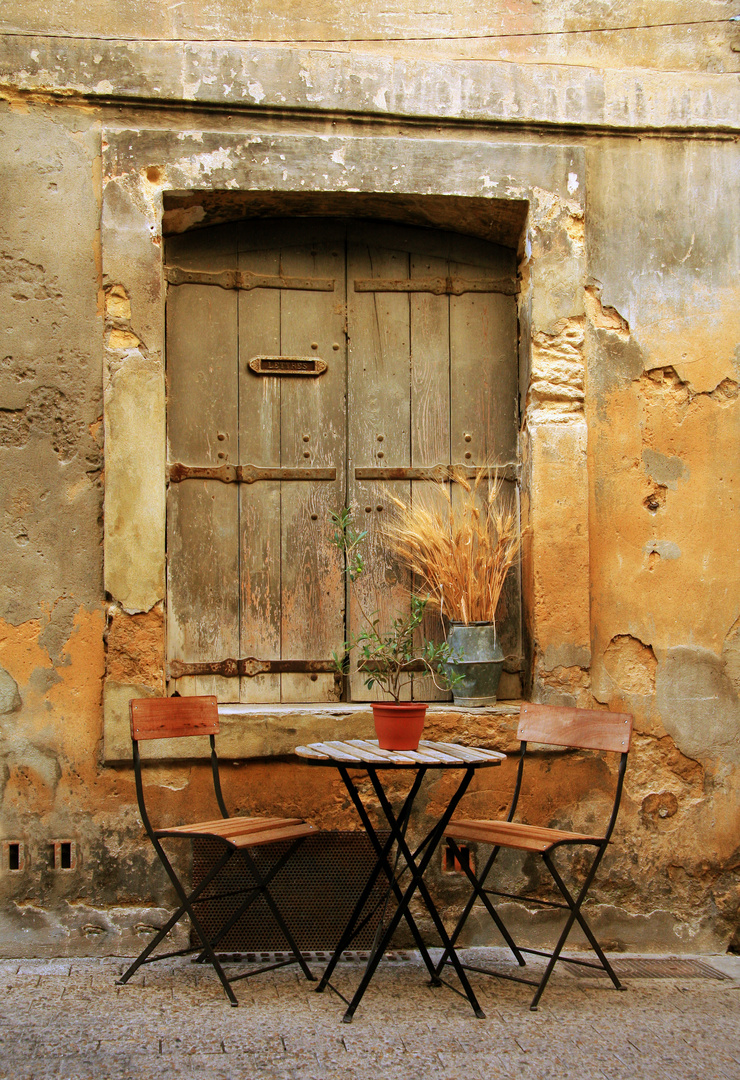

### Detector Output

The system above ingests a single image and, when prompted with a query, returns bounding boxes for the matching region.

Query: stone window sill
[104,696,521,764]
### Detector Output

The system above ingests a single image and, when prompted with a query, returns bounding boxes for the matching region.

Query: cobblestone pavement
[0,950,738,1080]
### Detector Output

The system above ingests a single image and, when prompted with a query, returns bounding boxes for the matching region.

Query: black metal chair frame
[437,705,632,1010]
[117,697,316,1005]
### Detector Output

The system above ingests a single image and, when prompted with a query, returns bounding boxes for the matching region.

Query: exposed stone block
[0,668,21,714]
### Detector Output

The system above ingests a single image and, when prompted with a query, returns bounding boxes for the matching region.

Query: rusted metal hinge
[165,266,335,292]
[354,276,516,297]
[169,658,338,679]
[169,464,337,484]
[355,463,521,483]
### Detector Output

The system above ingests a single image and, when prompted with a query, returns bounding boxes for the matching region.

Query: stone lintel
[1,38,738,133]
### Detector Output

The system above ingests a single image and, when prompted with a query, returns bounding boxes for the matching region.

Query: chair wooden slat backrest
[130,696,220,741]
[129,696,228,831]
[517,703,632,753]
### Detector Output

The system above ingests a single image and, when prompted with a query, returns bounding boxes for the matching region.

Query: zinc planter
[371,701,428,750]
[445,622,504,707]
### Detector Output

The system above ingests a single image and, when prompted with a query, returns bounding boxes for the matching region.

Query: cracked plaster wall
[0,13,738,955]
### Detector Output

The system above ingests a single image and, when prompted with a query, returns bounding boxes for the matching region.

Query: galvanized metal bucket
[445,622,504,707]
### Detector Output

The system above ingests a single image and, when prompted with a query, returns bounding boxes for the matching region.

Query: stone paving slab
[0,950,738,1080]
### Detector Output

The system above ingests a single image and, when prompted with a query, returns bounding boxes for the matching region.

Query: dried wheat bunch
[385,467,520,627]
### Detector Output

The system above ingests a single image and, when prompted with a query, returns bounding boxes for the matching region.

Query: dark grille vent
[568,957,729,980]
[191,830,394,952]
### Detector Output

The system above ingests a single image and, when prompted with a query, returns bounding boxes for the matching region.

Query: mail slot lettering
[249,355,328,376]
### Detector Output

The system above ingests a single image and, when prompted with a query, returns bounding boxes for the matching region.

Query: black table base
[315,763,486,1022]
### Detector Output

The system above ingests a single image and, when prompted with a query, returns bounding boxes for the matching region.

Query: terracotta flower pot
[371,701,428,751]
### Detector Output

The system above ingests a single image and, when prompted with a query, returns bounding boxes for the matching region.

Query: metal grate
[215,950,415,964]
[191,830,395,952]
[566,957,730,980]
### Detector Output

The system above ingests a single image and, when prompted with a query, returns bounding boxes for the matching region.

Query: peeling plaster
[644,539,682,560]
[604,635,657,695]
[656,646,740,763]
[641,448,688,490]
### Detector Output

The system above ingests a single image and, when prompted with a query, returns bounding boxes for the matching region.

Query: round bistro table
[294,737,505,1022]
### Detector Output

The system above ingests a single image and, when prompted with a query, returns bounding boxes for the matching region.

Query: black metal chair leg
[527,849,616,1010]
[137,840,240,1005]
[118,844,234,987]
[435,841,525,976]
[543,848,623,991]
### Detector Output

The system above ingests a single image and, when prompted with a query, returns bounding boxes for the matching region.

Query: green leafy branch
[329,509,460,702]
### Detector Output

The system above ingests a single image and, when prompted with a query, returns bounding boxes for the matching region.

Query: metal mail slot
[249,356,327,376]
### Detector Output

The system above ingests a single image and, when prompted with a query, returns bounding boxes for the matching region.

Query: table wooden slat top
[294,739,505,767]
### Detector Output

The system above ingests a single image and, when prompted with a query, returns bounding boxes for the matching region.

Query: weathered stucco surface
[0,4,738,956]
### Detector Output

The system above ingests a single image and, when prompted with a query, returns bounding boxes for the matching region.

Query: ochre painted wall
[0,3,738,954]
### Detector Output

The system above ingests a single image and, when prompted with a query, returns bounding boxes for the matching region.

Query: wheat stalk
[384,467,521,627]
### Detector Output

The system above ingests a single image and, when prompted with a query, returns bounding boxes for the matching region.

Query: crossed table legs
[315,763,486,1022]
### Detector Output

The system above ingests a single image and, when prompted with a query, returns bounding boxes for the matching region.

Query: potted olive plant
[385,467,521,706]
[330,509,458,750]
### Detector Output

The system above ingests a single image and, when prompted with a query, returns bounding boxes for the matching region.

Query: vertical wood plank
[449,245,518,468]
[279,222,346,702]
[237,222,282,702]
[166,226,239,701]
[347,224,412,701]
[409,245,451,701]
[449,239,521,671]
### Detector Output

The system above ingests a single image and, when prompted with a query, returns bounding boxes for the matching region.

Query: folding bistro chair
[117,696,317,1004]
[439,702,633,1009]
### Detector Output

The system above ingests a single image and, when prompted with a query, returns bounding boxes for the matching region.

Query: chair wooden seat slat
[445,818,601,853]
[159,815,305,836]
[159,820,317,848]
[117,696,316,1005]
[440,702,633,1010]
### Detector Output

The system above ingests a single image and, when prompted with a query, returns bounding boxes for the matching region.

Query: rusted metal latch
[169,464,337,484]
[355,463,521,482]
[168,657,338,679]
[165,266,335,292]
[249,356,327,377]
[354,276,516,296]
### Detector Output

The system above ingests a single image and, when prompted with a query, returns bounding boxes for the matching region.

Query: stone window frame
[101,128,589,762]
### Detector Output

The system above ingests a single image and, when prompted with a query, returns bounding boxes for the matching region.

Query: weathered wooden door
[165,218,518,703]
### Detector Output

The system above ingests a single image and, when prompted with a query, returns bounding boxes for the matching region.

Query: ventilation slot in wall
[2,841,24,872]
[51,840,77,871]
[442,839,473,874]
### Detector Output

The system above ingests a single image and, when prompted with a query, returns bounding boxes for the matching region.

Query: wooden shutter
[165,219,519,703]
